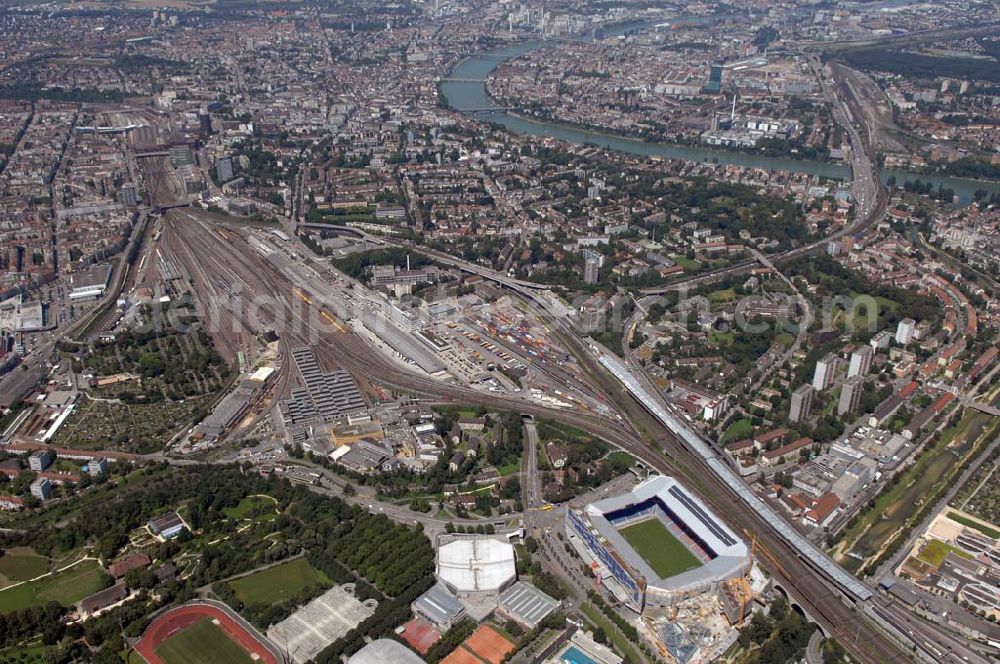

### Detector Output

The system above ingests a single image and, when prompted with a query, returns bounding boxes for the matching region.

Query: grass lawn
[822,387,841,417]
[917,540,972,567]
[223,495,277,520]
[721,418,752,444]
[708,288,736,304]
[0,559,109,613]
[0,549,49,586]
[0,643,53,664]
[154,618,255,664]
[673,256,701,271]
[709,329,735,345]
[605,451,635,468]
[497,457,522,476]
[947,512,1000,539]
[229,558,330,607]
[124,650,146,664]
[618,519,701,579]
[580,604,641,664]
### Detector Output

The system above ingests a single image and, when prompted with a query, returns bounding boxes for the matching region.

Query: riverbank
[441,38,1000,206]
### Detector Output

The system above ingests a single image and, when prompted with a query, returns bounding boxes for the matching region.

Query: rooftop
[347,639,425,664]
[497,581,558,628]
[437,536,516,594]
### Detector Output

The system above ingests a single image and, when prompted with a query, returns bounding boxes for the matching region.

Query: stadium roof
[584,476,749,593]
[437,536,515,593]
[597,352,873,601]
[347,640,425,664]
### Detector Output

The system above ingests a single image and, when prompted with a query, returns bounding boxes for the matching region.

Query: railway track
[164,210,914,663]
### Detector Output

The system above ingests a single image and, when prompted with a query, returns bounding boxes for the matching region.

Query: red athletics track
[134,601,279,664]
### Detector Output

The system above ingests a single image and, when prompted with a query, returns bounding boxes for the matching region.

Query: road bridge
[965,400,1000,417]
[296,222,365,237]
[458,107,517,114]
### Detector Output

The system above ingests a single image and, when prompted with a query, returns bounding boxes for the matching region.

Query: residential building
[895,318,916,345]
[28,449,54,472]
[789,384,814,423]
[0,494,24,511]
[215,156,235,182]
[583,249,602,285]
[812,354,841,392]
[30,477,52,501]
[88,457,108,478]
[838,375,864,416]
[870,330,892,350]
[759,437,813,467]
[848,346,873,378]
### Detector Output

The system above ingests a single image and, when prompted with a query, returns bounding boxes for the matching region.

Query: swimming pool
[560,645,600,664]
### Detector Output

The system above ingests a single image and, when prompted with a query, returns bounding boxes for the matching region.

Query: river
[440,39,1000,206]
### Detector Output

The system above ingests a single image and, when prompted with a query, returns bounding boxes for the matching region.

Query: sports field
[0,559,109,614]
[135,602,278,664]
[0,548,49,587]
[618,518,701,579]
[154,618,255,664]
[229,558,330,607]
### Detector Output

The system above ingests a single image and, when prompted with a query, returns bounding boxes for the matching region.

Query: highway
[521,416,543,509]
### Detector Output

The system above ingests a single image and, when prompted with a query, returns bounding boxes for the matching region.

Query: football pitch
[154,618,255,664]
[618,518,701,579]
[228,557,330,607]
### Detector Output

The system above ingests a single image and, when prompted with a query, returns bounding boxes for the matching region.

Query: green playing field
[228,557,329,607]
[154,618,255,664]
[618,518,701,579]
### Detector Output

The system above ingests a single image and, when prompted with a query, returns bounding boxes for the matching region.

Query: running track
[135,601,281,664]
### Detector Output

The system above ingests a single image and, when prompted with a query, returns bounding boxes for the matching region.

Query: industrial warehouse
[567,476,750,614]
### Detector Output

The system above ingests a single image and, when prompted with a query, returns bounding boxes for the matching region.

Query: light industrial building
[412,582,467,630]
[496,581,559,629]
[566,476,749,614]
[68,265,113,301]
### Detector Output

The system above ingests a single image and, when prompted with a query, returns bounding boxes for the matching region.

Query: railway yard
[2,4,1000,664]
[148,207,979,663]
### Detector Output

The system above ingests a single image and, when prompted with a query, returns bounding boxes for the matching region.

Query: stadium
[566,476,749,614]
